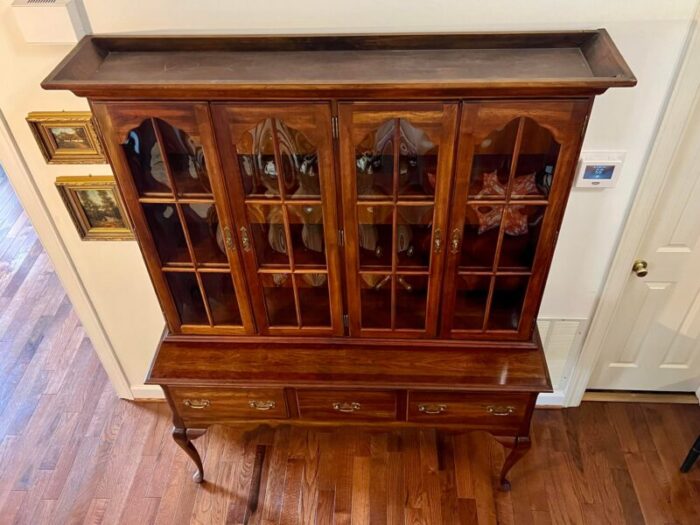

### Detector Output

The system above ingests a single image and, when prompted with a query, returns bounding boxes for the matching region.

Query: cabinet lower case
[148,334,551,491]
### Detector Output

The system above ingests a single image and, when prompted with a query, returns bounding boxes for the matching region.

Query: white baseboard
[130,384,165,400]
[536,390,566,407]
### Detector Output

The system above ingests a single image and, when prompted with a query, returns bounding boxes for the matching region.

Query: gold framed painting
[55,176,134,241]
[27,111,106,164]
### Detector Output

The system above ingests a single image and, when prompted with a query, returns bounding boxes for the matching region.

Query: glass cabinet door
[92,102,255,335]
[441,100,590,340]
[339,103,458,337]
[212,104,343,336]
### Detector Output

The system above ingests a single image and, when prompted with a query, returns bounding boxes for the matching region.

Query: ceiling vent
[11,0,88,44]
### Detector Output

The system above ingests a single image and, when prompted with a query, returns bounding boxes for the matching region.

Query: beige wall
[0,0,696,399]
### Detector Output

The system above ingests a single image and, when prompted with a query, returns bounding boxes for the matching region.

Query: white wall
[0,0,696,399]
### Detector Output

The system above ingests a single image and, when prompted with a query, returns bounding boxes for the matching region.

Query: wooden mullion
[364,268,428,276]
[194,271,215,327]
[481,275,497,332]
[140,196,214,205]
[482,117,526,331]
[258,267,328,275]
[270,118,302,328]
[460,270,532,277]
[358,199,435,207]
[152,117,214,327]
[196,266,233,274]
[466,199,549,206]
[245,197,321,206]
[390,118,401,330]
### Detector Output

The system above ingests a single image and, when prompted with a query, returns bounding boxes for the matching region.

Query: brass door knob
[632,259,648,277]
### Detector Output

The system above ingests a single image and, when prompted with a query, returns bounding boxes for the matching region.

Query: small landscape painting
[27,112,106,164]
[55,176,133,240]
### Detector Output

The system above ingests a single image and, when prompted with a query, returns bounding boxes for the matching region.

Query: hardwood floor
[0,168,699,524]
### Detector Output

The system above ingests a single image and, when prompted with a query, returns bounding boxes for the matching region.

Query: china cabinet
[44,30,635,491]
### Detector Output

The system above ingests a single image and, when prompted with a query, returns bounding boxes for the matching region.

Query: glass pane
[356,120,394,199]
[395,274,428,329]
[288,205,326,267]
[142,204,189,265]
[461,204,503,270]
[360,273,392,328]
[165,272,208,325]
[488,275,529,330]
[182,203,227,264]
[396,205,433,269]
[237,118,320,200]
[202,272,242,325]
[200,273,243,326]
[510,119,560,199]
[156,120,211,195]
[298,273,331,327]
[358,205,393,269]
[276,120,320,199]
[468,119,519,199]
[123,120,171,195]
[498,205,546,270]
[246,203,289,268]
[453,274,491,330]
[260,273,297,326]
[238,118,279,199]
[397,120,439,198]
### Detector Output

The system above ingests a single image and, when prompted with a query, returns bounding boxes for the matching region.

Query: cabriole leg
[497,435,532,491]
[172,427,205,483]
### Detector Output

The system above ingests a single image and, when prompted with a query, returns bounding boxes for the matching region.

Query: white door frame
[0,110,133,399]
[565,7,700,406]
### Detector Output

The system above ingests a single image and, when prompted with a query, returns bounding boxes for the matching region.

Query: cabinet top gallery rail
[42,30,636,99]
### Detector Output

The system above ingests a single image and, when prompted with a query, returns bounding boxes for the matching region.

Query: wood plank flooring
[0,168,699,524]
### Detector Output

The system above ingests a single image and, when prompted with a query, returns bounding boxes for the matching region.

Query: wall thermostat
[575,151,625,188]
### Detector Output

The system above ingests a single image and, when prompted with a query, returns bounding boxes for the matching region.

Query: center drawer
[169,387,288,421]
[296,389,398,421]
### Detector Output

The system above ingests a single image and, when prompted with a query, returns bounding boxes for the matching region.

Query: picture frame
[55,176,134,241]
[27,111,106,164]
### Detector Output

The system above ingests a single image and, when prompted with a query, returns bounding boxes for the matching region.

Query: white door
[588,79,700,392]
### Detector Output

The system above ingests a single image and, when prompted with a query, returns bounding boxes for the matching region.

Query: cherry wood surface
[147,339,551,392]
[1,174,699,524]
[91,101,257,336]
[43,30,638,498]
[211,103,344,337]
[42,31,636,99]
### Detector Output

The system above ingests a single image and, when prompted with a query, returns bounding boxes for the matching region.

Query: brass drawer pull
[248,400,276,411]
[418,403,447,415]
[332,401,361,413]
[487,405,515,416]
[183,399,210,410]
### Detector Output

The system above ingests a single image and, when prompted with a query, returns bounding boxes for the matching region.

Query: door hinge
[343,314,349,328]
[338,228,345,247]
[332,116,339,139]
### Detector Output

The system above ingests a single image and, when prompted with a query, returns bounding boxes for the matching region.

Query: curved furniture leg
[172,427,206,483]
[680,434,700,473]
[497,435,531,491]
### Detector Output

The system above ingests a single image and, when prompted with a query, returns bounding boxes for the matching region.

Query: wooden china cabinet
[44,31,635,490]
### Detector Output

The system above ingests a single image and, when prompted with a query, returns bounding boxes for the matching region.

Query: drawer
[296,389,398,422]
[407,391,530,428]
[169,387,288,421]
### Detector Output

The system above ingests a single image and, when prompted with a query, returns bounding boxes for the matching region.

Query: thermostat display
[576,151,625,188]
[583,164,615,180]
